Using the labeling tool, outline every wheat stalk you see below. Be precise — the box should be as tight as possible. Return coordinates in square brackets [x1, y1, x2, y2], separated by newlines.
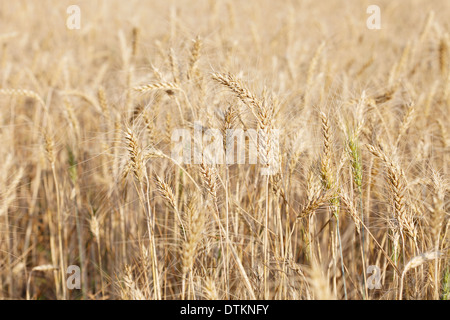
[133, 81, 180, 93]
[399, 251, 445, 300]
[0, 88, 46, 108]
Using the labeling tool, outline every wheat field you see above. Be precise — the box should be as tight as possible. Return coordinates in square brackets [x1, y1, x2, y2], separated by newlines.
[0, 0, 448, 300]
